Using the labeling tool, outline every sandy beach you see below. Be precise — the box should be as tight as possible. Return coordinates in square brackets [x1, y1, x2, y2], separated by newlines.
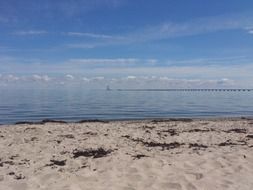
[0, 118, 253, 190]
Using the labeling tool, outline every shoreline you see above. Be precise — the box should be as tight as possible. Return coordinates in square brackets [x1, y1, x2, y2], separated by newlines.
[1, 116, 253, 126]
[1, 119, 253, 189]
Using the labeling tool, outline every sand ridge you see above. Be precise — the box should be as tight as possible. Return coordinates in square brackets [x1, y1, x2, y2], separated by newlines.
[0, 119, 253, 190]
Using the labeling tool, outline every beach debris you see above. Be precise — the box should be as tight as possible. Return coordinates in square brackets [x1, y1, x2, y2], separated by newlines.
[0, 160, 15, 166]
[186, 128, 215, 133]
[16, 119, 67, 125]
[161, 129, 178, 136]
[72, 148, 113, 159]
[189, 143, 208, 149]
[152, 118, 193, 123]
[218, 140, 247, 146]
[31, 137, 38, 141]
[7, 172, 25, 180]
[59, 134, 75, 139]
[9, 154, 19, 160]
[8, 172, 15, 176]
[142, 125, 155, 129]
[76, 119, 109, 123]
[241, 117, 253, 120]
[123, 136, 184, 150]
[143, 141, 184, 150]
[83, 132, 98, 136]
[246, 134, 253, 139]
[15, 121, 35, 125]
[49, 159, 66, 166]
[225, 128, 247, 134]
[14, 173, 25, 180]
[132, 154, 149, 160]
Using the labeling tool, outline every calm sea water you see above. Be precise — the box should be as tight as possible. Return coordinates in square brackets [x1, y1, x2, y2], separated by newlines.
[0, 88, 253, 124]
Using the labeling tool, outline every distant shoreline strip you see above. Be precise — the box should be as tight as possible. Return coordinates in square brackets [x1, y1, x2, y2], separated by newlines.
[112, 89, 253, 92]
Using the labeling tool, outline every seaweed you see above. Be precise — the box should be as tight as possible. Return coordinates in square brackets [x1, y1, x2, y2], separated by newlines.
[218, 140, 247, 146]
[152, 118, 193, 123]
[59, 134, 75, 139]
[49, 159, 66, 166]
[189, 143, 208, 149]
[76, 119, 109, 123]
[132, 154, 149, 160]
[186, 129, 215, 133]
[225, 128, 247, 134]
[16, 119, 67, 125]
[73, 148, 113, 159]
[246, 134, 253, 139]
[83, 132, 98, 136]
[161, 129, 178, 136]
[122, 136, 184, 150]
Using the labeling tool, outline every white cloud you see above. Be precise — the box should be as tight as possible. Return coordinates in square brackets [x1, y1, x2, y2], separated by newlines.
[66, 43, 100, 49]
[166, 56, 251, 66]
[65, 32, 120, 39]
[126, 14, 253, 43]
[67, 58, 157, 68]
[0, 74, 245, 89]
[1, 56, 253, 88]
[248, 30, 253, 34]
[13, 30, 48, 36]
[64, 13, 253, 49]
[65, 74, 75, 80]
[32, 75, 51, 82]
[82, 77, 90, 82]
[126, 76, 137, 80]
[5, 74, 19, 82]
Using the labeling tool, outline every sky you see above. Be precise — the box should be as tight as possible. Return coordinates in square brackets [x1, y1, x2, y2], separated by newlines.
[1, 0, 253, 88]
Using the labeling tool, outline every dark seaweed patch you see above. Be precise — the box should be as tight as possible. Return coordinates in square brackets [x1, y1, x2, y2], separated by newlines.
[122, 136, 184, 150]
[189, 143, 208, 149]
[132, 154, 148, 160]
[225, 128, 247, 134]
[246, 134, 253, 139]
[83, 132, 98, 136]
[186, 129, 215, 133]
[73, 148, 113, 159]
[76, 119, 109, 123]
[161, 129, 178, 136]
[59, 134, 75, 139]
[49, 159, 66, 166]
[16, 119, 67, 125]
[152, 118, 193, 123]
[218, 140, 247, 146]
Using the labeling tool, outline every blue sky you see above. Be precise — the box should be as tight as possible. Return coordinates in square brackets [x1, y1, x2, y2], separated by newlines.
[1, 0, 253, 88]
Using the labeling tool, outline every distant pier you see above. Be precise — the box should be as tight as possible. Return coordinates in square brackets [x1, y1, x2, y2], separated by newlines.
[114, 89, 253, 92]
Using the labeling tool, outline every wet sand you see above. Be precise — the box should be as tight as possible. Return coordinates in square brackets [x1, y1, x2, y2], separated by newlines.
[0, 118, 253, 190]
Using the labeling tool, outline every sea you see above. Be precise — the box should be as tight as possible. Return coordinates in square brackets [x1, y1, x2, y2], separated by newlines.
[0, 88, 253, 124]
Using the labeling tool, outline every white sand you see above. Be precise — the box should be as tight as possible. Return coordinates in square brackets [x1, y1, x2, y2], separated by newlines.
[0, 119, 253, 190]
